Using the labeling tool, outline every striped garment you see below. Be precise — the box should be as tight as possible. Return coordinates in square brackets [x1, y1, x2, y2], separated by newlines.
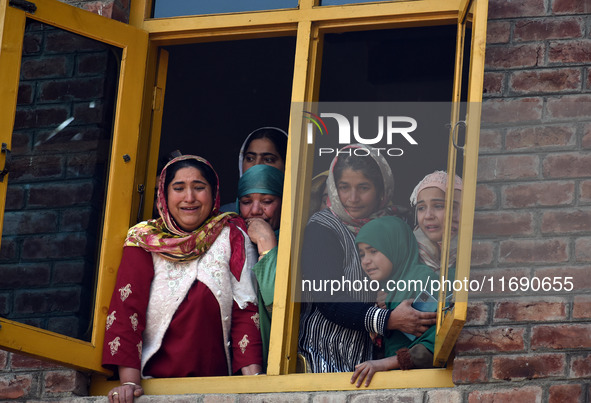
[298, 209, 390, 373]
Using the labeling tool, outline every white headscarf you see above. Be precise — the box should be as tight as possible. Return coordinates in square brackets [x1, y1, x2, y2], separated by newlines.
[237, 127, 288, 177]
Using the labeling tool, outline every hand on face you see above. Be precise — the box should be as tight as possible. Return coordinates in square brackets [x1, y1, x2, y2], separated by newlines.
[242, 138, 285, 173]
[166, 167, 213, 232]
[337, 168, 380, 219]
[246, 218, 277, 246]
[239, 193, 282, 231]
[245, 217, 277, 253]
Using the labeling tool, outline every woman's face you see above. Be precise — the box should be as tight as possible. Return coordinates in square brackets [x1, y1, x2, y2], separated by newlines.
[239, 193, 282, 230]
[416, 187, 450, 243]
[358, 242, 393, 282]
[336, 168, 380, 219]
[242, 138, 285, 173]
[416, 187, 462, 243]
[166, 167, 213, 232]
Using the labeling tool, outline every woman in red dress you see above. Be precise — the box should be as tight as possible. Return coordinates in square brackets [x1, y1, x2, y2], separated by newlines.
[103, 155, 262, 402]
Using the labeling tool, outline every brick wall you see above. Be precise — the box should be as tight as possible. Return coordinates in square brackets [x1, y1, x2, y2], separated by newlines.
[453, 0, 591, 401]
[1, 0, 590, 401]
[58, 0, 130, 23]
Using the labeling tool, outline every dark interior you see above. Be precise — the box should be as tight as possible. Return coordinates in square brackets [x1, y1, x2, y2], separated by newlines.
[158, 24, 469, 208]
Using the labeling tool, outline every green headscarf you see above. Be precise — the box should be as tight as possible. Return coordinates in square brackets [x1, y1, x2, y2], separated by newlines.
[237, 164, 284, 199]
[355, 216, 436, 355]
[355, 216, 434, 303]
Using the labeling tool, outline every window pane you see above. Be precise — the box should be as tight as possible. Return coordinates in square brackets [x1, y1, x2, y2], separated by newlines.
[152, 0, 298, 18]
[318, 25, 459, 201]
[293, 25, 460, 373]
[320, 0, 393, 5]
[0, 19, 120, 341]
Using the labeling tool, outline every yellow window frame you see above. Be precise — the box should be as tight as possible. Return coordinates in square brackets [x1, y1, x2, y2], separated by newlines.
[94, 0, 487, 394]
[0, 0, 488, 394]
[0, 0, 148, 374]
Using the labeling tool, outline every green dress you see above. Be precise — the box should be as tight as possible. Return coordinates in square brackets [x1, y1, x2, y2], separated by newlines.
[251, 245, 277, 370]
[355, 216, 437, 358]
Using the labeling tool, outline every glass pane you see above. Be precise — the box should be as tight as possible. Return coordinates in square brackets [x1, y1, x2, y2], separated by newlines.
[152, 0, 298, 18]
[0, 19, 121, 341]
[293, 25, 461, 373]
[437, 23, 471, 312]
[318, 25, 458, 200]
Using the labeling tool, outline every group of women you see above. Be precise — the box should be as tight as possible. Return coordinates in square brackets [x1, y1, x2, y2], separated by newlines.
[102, 128, 462, 401]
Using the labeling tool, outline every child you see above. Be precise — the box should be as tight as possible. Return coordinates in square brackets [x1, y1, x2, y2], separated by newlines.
[351, 216, 436, 387]
[409, 170, 463, 272]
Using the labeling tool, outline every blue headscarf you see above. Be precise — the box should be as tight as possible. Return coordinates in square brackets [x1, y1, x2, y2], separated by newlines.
[237, 164, 284, 199]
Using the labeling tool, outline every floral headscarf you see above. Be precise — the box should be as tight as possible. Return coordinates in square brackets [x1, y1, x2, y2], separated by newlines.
[125, 155, 242, 262]
[325, 144, 395, 234]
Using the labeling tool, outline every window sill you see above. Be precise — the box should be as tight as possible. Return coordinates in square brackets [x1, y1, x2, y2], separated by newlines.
[90, 367, 453, 395]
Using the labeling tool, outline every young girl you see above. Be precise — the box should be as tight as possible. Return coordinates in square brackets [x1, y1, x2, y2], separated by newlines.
[351, 216, 436, 387]
[409, 170, 463, 272]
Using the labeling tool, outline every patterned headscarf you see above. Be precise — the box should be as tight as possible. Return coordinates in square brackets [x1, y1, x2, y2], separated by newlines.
[125, 155, 242, 262]
[325, 144, 395, 234]
[409, 170, 463, 207]
[409, 170, 463, 272]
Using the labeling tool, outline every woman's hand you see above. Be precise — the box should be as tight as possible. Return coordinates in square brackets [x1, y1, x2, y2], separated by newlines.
[387, 299, 436, 336]
[107, 383, 143, 403]
[108, 367, 143, 403]
[246, 218, 277, 254]
[241, 363, 264, 375]
[350, 356, 398, 387]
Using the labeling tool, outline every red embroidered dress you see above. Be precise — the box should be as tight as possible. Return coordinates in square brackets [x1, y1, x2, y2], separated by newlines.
[102, 155, 262, 377]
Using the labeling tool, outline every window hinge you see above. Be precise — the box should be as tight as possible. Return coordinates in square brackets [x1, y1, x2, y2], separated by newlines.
[152, 86, 163, 111]
[9, 0, 37, 13]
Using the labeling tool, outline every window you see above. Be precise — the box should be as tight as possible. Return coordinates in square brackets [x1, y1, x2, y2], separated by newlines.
[0, 0, 147, 373]
[0, 0, 488, 394]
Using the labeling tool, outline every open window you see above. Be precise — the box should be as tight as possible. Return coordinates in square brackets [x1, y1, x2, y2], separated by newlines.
[0, 0, 488, 395]
[0, 0, 147, 373]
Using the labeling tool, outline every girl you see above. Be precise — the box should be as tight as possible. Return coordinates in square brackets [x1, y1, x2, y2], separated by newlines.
[351, 216, 436, 387]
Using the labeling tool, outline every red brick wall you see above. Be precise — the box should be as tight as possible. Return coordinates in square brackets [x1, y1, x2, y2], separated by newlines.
[455, 0, 591, 400]
[60, 0, 130, 23]
[0, 351, 87, 400]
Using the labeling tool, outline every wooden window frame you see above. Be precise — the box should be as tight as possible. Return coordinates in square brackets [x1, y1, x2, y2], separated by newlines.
[0, 0, 487, 394]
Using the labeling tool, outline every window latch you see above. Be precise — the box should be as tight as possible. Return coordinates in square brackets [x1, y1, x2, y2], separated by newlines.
[0, 143, 11, 183]
[137, 184, 145, 223]
[451, 120, 466, 151]
[9, 0, 37, 13]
